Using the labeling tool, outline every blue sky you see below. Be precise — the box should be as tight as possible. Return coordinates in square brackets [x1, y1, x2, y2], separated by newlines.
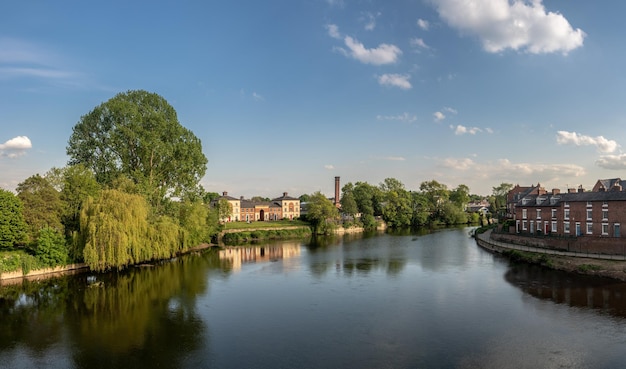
[1, 0, 625, 198]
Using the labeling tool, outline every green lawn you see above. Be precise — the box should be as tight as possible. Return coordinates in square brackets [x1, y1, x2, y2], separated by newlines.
[222, 220, 310, 230]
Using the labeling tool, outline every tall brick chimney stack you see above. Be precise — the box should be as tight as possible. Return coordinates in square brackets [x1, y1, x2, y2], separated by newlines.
[334, 176, 340, 208]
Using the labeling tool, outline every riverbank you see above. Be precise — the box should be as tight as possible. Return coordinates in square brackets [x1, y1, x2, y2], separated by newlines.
[476, 229, 626, 281]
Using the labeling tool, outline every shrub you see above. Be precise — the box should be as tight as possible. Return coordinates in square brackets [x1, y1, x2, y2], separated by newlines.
[36, 227, 69, 267]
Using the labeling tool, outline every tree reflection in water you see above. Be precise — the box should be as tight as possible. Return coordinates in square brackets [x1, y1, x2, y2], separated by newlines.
[0, 249, 223, 369]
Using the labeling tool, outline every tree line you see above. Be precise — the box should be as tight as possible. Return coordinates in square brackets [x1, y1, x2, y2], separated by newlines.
[0, 89, 514, 272]
[301, 178, 512, 234]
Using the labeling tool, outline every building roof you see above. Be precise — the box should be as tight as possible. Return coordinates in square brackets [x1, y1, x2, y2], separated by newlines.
[517, 190, 626, 207]
[271, 192, 299, 202]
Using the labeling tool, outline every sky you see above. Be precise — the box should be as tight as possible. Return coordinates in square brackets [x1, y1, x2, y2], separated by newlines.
[2, 0, 626, 198]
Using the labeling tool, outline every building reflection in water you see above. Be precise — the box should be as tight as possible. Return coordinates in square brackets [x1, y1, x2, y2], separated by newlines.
[505, 263, 626, 318]
[218, 243, 301, 272]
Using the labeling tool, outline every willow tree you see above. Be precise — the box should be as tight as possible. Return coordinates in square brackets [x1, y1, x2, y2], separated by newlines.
[67, 90, 208, 213]
[80, 189, 183, 272]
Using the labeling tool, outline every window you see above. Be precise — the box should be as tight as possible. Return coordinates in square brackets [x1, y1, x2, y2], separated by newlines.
[536, 209, 542, 219]
[602, 223, 609, 235]
[551, 221, 557, 233]
[615, 224, 621, 238]
[586, 222, 593, 235]
[522, 221, 527, 231]
[564, 201, 569, 207]
[602, 210, 608, 220]
[587, 209, 593, 221]
[603, 201, 608, 207]
[551, 209, 557, 218]
[564, 222, 570, 233]
[564, 209, 570, 220]
[587, 201, 593, 207]
[522, 209, 527, 219]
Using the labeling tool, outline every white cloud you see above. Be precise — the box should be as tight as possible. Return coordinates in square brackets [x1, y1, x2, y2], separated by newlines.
[453, 124, 481, 135]
[440, 157, 585, 180]
[0, 136, 32, 158]
[341, 36, 402, 65]
[325, 24, 341, 39]
[596, 154, 626, 170]
[444, 106, 457, 114]
[377, 112, 417, 123]
[430, 0, 585, 54]
[385, 156, 406, 161]
[326, 0, 345, 7]
[410, 38, 430, 50]
[252, 92, 264, 101]
[433, 111, 445, 122]
[377, 73, 412, 89]
[556, 131, 618, 153]
[417, 19, 430, 31]
[324, 164, 335, 170]
[362, 12, 381, 31]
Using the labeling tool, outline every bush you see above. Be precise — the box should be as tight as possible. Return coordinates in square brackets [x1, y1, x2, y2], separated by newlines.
[36, 227, 69, 267]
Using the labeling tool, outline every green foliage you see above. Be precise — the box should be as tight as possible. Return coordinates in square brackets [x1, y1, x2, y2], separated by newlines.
[216, 198, 233, 221]
[0, 189, 28, 249]
[306, 191, 339, 235]
[17, 174, 64, 242]
[80, 190, 153, 272]
[179, 201, 210, 249]
[57, 164, 101, 235]
[0, 253, 21, 273]
[66, 90, 208, 212]
[35, 227, 68, 267]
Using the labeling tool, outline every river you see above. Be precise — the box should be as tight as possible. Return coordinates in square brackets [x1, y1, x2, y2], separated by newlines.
[2, 227, 626, 368]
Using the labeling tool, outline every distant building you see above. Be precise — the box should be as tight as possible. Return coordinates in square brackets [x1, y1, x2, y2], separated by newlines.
[213, 191, 300, 222]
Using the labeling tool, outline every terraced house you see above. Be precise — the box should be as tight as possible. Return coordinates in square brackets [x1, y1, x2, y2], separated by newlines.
[510, 179, 626, 254]
[214, 191, 300, 222]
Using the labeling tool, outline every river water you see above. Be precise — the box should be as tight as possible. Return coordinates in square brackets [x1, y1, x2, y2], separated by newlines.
[2, 227, 626, 369]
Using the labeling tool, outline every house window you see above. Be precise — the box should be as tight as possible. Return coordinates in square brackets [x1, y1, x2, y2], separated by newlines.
[603, 201, 608, 207]
[586, 209, 593, 221]
[536, 209, 541, 219]
[522, 221, 527, 231]
[564, 209, 570, 220]
[522, 209, 527, 219]
[551, 221, 557, 233]
[586, 223, 593, 235]
[564, 201, 569, 207]
[615, 223, 621, 238]
[564, 222, 570, 233]
[551, 209, 557, 219]
[602, 223, 609, 235]
[602, 210, 608, 221]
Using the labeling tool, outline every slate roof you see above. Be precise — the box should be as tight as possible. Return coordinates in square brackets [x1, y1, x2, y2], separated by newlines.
[517, 191, 626, 207]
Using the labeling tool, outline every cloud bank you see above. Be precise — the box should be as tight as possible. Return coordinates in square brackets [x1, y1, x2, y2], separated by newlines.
[430, 0, 585, 54]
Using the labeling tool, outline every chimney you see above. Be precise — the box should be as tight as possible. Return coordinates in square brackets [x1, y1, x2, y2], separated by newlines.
[240, 196, 244, 200]
[283, 192, 288, 197]
[223, 191, 228, 196]
[568, 188, 577, 193]
[578, 185, 584, 193]
[334, 176, 340, 208]
[552, 188, 560, 195]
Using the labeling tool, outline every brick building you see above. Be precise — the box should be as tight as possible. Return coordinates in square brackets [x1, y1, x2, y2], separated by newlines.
[512, 179, 626, 239]
[213, 191, 300, 222]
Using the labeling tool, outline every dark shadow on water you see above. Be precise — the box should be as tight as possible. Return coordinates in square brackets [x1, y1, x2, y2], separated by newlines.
[504, 260, 626, 318]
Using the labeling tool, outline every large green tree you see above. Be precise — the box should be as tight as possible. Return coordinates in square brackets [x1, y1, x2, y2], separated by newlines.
[306, 191, 339, 235]
[67, 90, 208, 212]
[16, 174, 64, 242]
[0, 189, 28, 248]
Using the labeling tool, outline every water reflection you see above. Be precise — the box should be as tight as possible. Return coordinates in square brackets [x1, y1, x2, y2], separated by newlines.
[505, 261, 626, 318]
[218, 242, 301, 272]
[0, 250, 221, 369]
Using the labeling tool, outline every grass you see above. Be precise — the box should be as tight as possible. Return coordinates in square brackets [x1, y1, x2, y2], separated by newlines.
[222, 220, 310, 230]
